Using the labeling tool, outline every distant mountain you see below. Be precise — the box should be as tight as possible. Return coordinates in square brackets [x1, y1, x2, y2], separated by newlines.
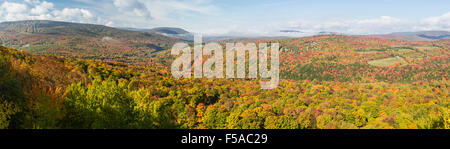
[210, 36, 290, 43]
[366, 31, 450, 41]
[121, 27, 194, 41]
[120, 27, 277, 42]
[148, 27, 194, 42]
[280, 30, 302, 33]
[317, 31, 341, 35]
[148, 27, 190, 35]
[0, 20, 180, 62]
[122, 27, 189, 35]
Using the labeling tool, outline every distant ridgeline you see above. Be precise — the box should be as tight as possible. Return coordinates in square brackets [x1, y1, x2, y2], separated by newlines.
[0, 20, 46, 33]
[418, 33, 450, 40]
[366, 31, 450, 41]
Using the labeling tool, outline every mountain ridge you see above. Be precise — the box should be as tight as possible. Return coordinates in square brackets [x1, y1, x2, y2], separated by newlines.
[365, 31, 450, 41]
[0, 20, 180, 62]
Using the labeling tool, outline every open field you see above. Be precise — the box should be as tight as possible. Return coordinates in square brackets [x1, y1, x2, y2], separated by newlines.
[415, 46, 446, 56]
[395, 48, 426, 59]
[368, 56, 408, 67]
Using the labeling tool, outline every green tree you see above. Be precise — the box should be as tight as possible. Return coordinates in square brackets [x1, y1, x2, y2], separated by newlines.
[61, 79, 135, 128]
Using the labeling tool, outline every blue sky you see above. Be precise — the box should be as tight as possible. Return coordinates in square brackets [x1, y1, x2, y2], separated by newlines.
[0, 0, 449, 36]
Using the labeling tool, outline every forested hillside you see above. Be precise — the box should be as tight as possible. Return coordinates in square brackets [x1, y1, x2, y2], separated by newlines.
[1, 44, 448, 129]
[276, 35, 449, 82]
[0, 20, 179, 63]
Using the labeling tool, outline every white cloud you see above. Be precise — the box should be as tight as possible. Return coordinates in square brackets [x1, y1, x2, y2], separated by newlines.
[107, 0, 217, 27]
[205, 13, 450, 37]
[0, 0, 103, 24]
[418, 12, 450, 31]
[113, 0, 152, 19]
[83, 0, 218, 29]
[105, 21, 114, 27]
[53, 8, 94, 22]
[276, 16, 411, 35]
[0, 0, 218, 31]
[0, 2, 29, 21]
[161, 0, 215, 14]
[1, 2, 28, 13]
[30, 1, 53, 15]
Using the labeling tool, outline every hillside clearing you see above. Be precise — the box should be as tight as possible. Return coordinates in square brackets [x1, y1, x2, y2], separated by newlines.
[368, 56, 407, 67]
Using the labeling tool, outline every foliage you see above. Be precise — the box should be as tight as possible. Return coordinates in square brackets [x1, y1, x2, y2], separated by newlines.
[0, 34, 448, 129]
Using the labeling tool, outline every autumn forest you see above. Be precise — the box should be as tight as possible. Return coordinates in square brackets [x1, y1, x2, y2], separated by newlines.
[0, 20, 449, 129]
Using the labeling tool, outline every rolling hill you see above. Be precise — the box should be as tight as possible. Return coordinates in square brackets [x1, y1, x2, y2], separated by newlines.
[147, 27, 190, 35]
[121, 27, 195, 42]
[366, 31, 450, 41]
[0, 20, 180, 62]
[122, 27, 190, 35]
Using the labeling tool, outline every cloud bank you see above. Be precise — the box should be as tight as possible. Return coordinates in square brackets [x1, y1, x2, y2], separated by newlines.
[0, 0, 105, 24]
[277, 13, 450, 36]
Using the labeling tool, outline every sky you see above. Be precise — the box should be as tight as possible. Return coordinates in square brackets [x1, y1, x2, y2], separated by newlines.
[0, 0, 449, 36]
